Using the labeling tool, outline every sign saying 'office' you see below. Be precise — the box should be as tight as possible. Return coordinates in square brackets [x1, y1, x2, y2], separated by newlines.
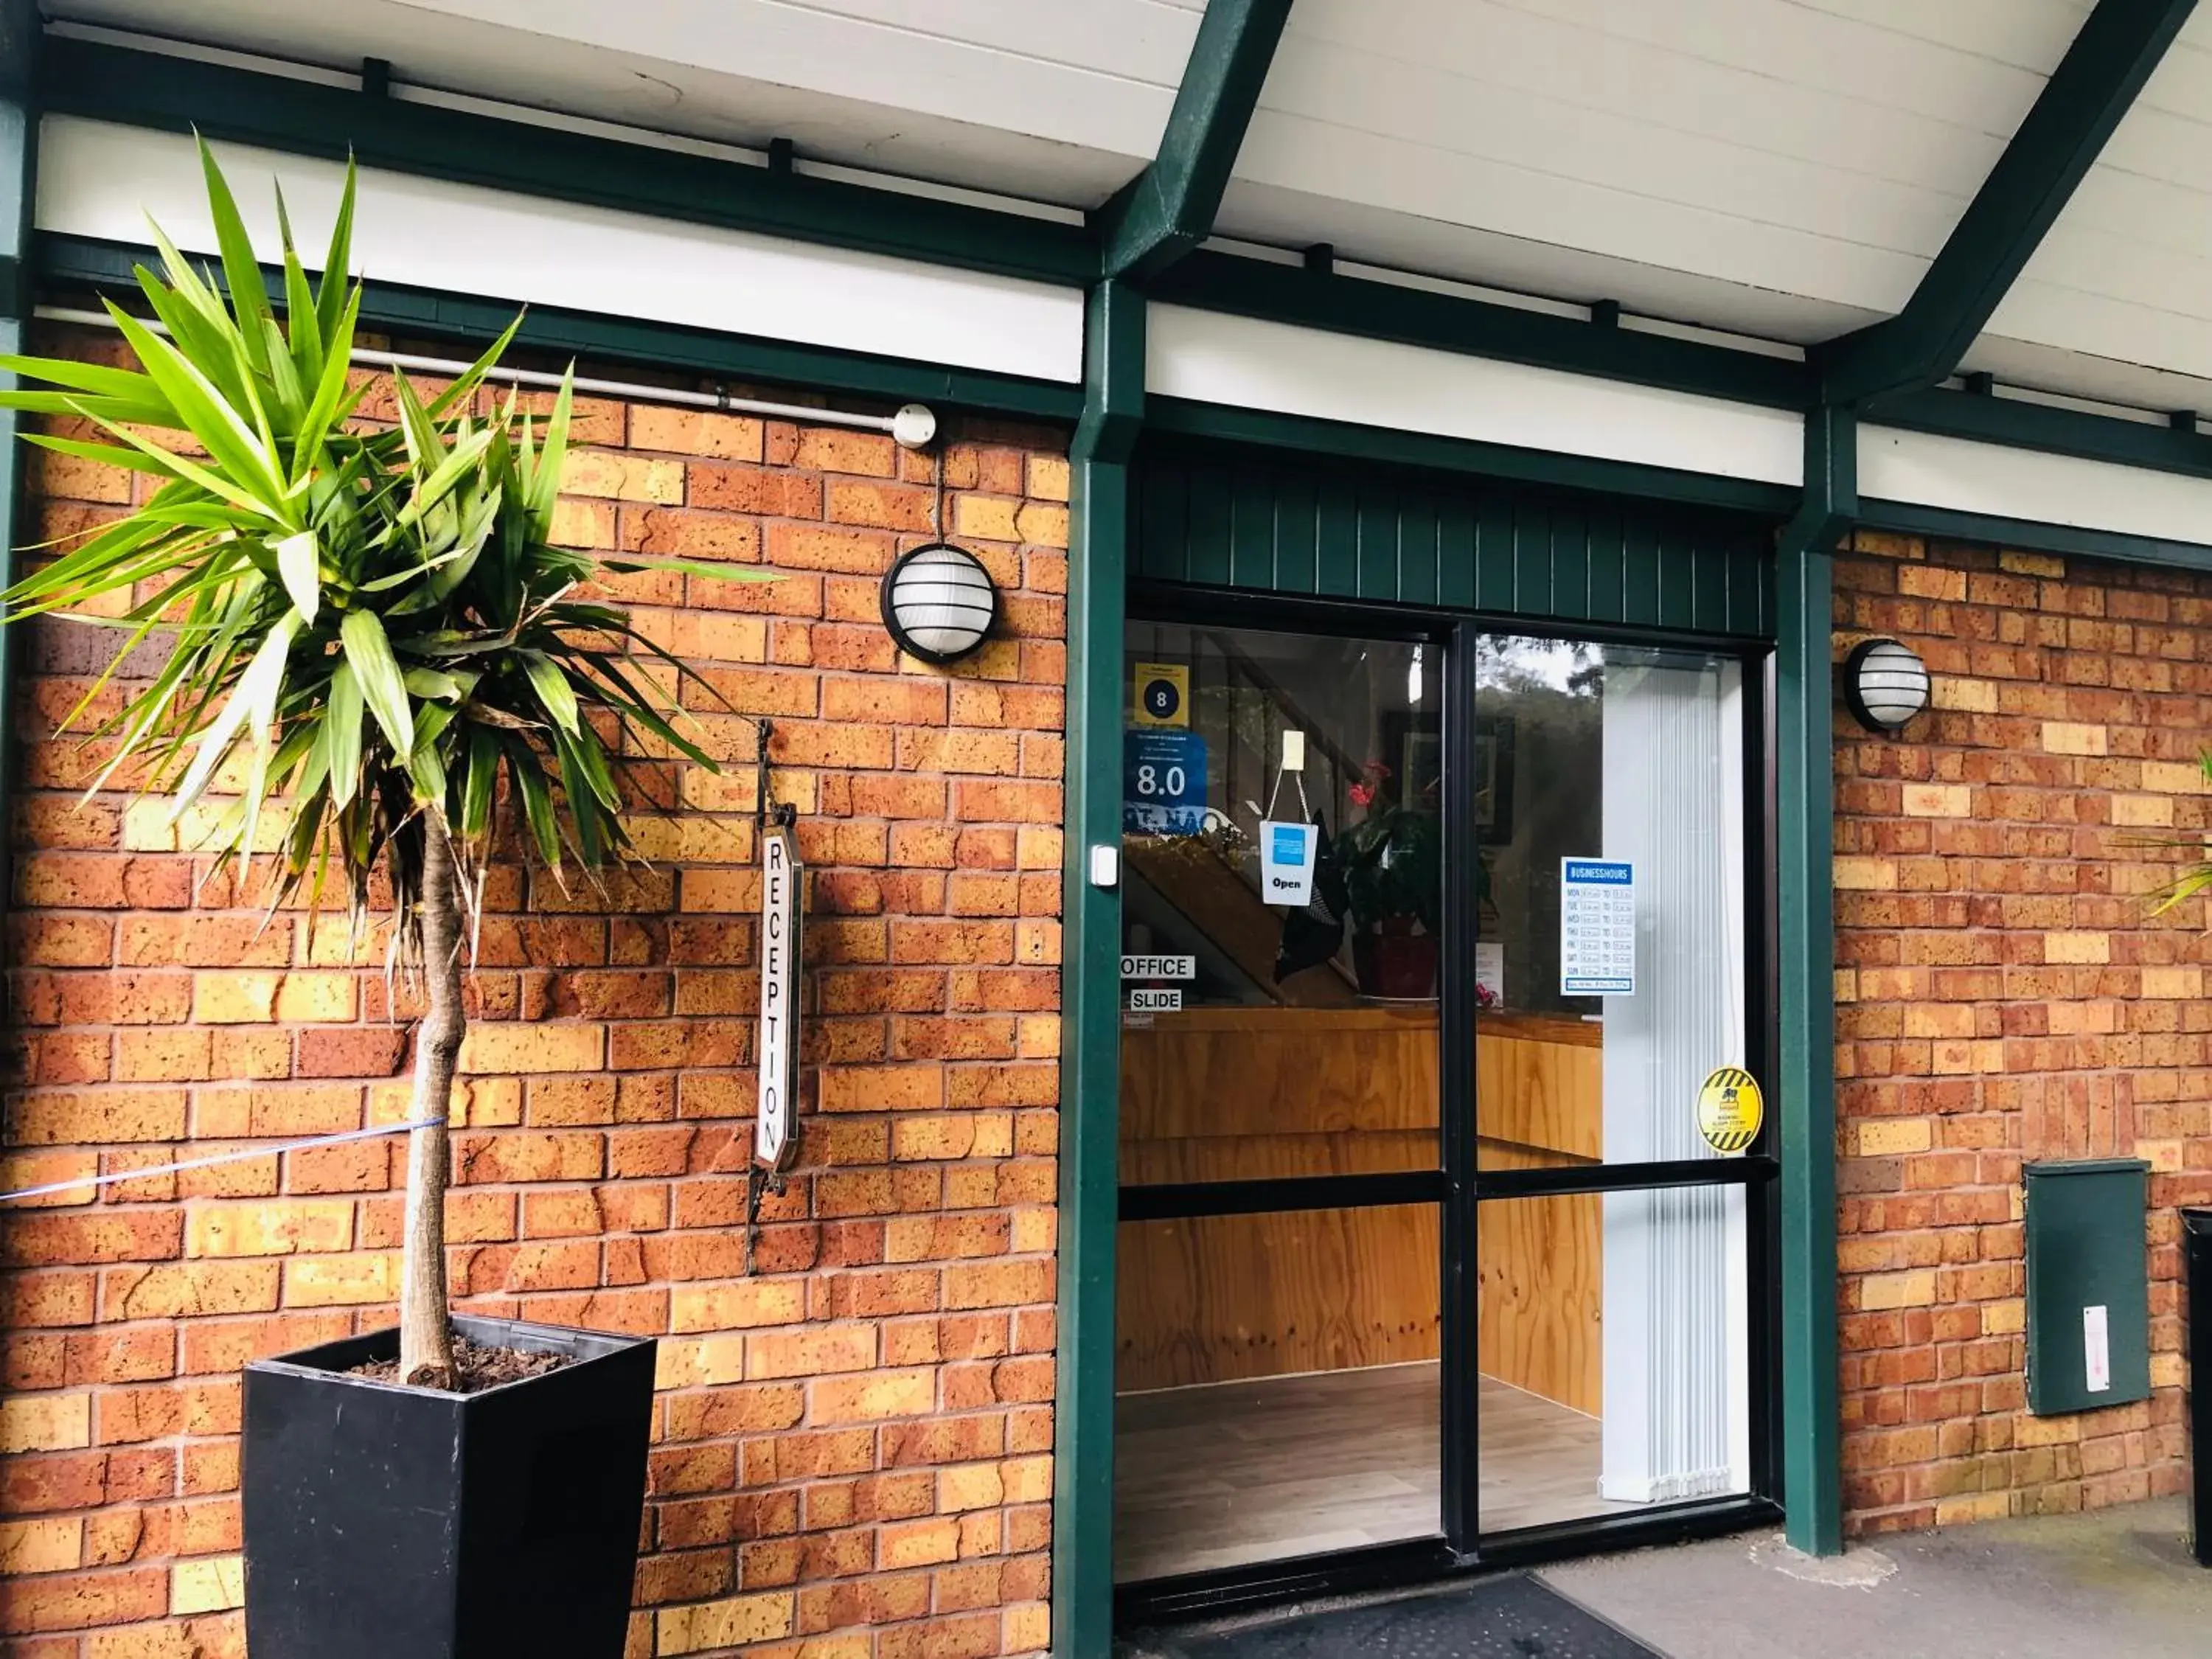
[755, 824, 803, 1171]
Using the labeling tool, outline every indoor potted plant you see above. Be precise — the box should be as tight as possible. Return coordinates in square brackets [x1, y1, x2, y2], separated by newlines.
[1338, 761, 1441, 998]
[0, 145, 765, 1658]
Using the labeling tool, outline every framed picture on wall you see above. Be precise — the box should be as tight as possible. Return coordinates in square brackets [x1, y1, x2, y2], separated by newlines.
[1389, 712, 1442, 814]
[1378, 712, 1514, 844]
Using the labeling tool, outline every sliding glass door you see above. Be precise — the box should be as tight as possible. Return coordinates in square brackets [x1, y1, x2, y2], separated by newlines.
[1461, 631, 1773, 1544]
[1110, 600, 1777, 1615]
[1113, 613, 1451, 1593]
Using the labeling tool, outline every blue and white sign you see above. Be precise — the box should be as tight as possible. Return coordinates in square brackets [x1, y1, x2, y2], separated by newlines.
[1560, 858, 1635, 996]
[1259, 819, 1319, 907]
[1124, 730, 1208, 836]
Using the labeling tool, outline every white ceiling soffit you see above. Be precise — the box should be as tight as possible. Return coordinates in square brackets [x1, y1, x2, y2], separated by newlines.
[1222, 0, 2212, 406]
[46, 0, 1194, 207]
[1956, 334, 2212, 425]
[48, 0, 2212, 416]
[1223, 0, 2076, 322]
[1991, 10, 2212, 387]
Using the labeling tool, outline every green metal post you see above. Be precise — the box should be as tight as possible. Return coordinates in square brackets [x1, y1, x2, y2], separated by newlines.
[1054, 279, 1144, 1659]
[1775, 403, 1854, 1556]
[0, 0, 39, 906]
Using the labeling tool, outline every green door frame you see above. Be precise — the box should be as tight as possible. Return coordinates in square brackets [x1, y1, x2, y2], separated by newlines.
[1774, 404, 1856, 1557]
[1050, 375, 1853, 1655]
[1053, 279, 1145, 1659]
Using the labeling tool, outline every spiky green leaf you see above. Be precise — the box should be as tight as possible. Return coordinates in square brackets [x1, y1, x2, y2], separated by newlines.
[521, 651, 581, 737]
[338, 607, 413, 755]
[273, 529, 320, 622]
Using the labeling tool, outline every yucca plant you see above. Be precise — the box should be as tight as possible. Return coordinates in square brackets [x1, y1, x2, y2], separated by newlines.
[0, 142, 763, 1386]
[2147, 753, 2212, 918]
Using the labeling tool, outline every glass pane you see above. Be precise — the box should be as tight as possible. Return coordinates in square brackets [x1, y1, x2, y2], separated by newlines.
[1113, 1205, 1442, 1580]
[1120, 624, 1440, 1185]
[1472, 635, 1751, 1169]
[1477, 1186, 1751, 1534]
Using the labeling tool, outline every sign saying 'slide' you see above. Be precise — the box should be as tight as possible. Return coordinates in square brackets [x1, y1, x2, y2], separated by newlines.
[755, 824, 803, 1171]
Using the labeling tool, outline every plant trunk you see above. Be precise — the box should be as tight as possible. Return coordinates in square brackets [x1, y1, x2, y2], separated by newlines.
[399, 814, 463, 1387]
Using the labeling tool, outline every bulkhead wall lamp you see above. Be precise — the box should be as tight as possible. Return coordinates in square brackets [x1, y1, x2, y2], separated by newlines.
[1842, 636, 1931, 732]
[880, 542, 998, 664]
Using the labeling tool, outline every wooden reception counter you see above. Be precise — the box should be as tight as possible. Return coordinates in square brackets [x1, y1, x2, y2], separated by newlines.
[1116, 1004, 1603, 1413]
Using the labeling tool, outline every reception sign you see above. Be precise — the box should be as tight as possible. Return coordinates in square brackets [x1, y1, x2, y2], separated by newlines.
[756, 822, 803, 1170]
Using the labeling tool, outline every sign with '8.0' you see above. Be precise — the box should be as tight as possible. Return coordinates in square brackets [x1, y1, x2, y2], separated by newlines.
[1124, 730, 1208, 836]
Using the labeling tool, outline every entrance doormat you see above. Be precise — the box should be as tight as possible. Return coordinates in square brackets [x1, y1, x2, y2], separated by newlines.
[1126, 1573, 1664, 1659]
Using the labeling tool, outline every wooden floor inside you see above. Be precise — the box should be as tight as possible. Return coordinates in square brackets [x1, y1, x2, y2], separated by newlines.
[1113, 1362, 1640, 1582]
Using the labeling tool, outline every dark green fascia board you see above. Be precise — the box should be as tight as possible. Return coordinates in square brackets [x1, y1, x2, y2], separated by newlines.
[1143, 248, 2212, 500]
[1054, 279, 1144, 1659]
[38, 34, 1099, 288]
[1152, 250, 1813, 410]
[1775, 400, 1849, 1559]
[1858, 497, 2212, 574]
[1147, 394, 1799, 519]
[1870, 381, 2212, 480]
[38, 232, 1083, 423]
[1097, 0, 1292, 282]
[1817, 0, 2197, 406]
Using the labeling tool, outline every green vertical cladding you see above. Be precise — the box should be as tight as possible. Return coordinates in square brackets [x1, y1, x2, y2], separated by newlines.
[0, 0, 38, 911]
[1776, 403, 1854, 1557]
[1136, 452, 1777, 636]
[1054, 280, 1144, 1659]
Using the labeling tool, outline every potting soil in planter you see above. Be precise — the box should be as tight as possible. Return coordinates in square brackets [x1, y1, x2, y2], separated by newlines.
[348, 1334, 574, 1392]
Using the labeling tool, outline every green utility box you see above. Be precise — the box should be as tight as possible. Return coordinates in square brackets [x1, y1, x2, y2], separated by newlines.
[2023, 1158, 2151, 1416]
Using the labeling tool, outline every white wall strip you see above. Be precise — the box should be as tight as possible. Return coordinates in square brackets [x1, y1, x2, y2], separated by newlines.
[1144, 305, 1805, 487]
[1860, 425, 2212, 549]
[35, 116, 1085, 386]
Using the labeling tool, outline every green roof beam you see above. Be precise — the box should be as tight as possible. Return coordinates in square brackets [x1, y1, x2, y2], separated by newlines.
[1823, 0, 2197, 407]
[1098, 0, 1293, 282]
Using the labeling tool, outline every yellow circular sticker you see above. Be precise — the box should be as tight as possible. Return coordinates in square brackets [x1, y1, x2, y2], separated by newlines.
[1697, 1066, 1764, 1155]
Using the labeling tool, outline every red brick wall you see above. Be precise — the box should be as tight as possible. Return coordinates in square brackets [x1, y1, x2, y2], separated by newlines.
[0, 324, 1069, 1658]
[1832, 531, 2211, 1534]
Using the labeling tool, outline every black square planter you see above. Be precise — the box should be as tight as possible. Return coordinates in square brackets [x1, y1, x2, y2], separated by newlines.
[242, 1314, 655, 1659]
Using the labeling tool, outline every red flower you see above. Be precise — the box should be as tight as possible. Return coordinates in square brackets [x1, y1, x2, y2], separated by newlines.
[1348, 781, 1376, 808]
